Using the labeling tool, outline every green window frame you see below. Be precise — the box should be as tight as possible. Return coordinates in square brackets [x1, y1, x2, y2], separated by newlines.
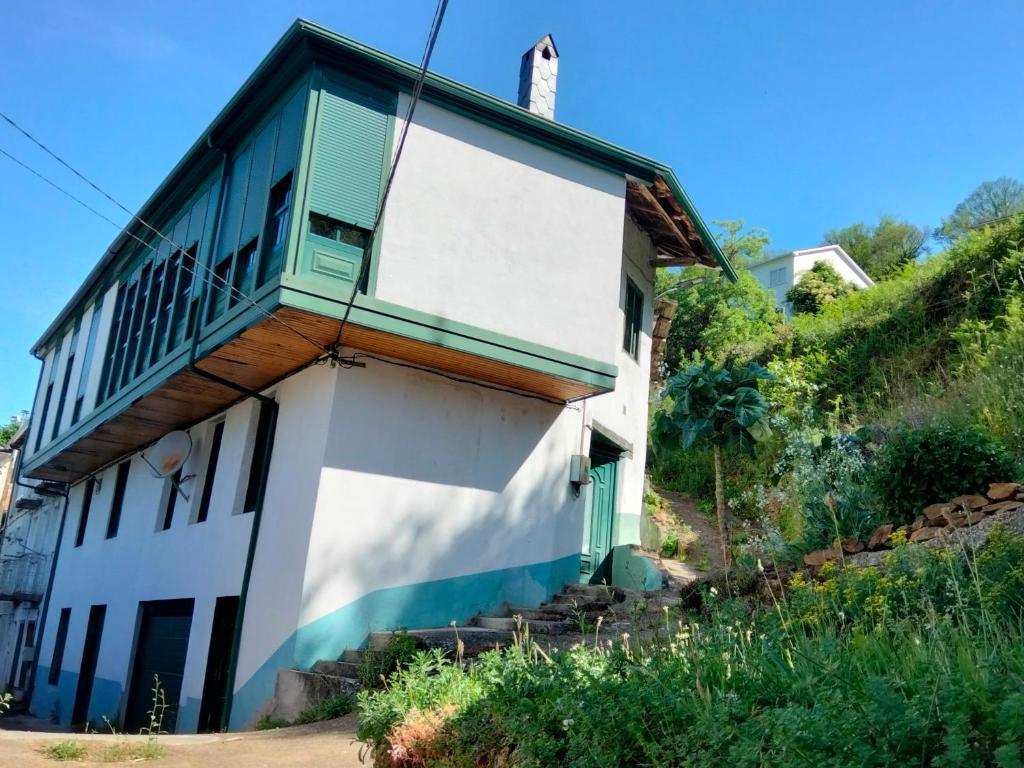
[623, 278, 643, 360]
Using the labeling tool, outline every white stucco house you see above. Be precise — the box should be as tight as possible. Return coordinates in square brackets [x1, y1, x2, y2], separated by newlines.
[749, 244, 873, 314]
[0, 424, 65, 710]
[17, 22, 733, 732]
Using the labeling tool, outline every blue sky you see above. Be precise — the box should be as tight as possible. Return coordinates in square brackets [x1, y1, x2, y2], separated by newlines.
[1, 0, 1022, 419]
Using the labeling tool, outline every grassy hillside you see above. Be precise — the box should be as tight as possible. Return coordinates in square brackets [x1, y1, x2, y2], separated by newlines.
[651, 214, 1024, 558]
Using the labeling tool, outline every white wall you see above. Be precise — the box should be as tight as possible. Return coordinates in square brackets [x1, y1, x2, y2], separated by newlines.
[748, 256, 794, 306]
[292, 358, 582, 633]
[375, 96, 627, 365]
[231, 365, 338, 703]
[31, 395, 263, 728]
[585, 216, 655, 546]
[792, 247, 871, 289]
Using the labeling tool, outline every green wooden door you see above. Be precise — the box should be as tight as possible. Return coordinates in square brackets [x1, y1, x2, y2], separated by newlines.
[580, 459, 617, 583]
[124, 600, 194, 733]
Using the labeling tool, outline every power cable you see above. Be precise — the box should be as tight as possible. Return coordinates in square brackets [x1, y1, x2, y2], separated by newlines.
[0, 115, 328, 354]
[0, 140, 325, 354]
[330, 0, 449, 353]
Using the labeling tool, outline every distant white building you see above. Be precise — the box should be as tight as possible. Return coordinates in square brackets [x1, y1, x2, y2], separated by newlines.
[749, 245, 874, 314]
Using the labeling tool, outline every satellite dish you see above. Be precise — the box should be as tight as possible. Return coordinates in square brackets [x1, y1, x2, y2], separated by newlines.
[143, 431, 193, 478]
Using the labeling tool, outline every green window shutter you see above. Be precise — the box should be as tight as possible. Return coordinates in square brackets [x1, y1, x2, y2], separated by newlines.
[272, 88, 305, 184]
[308, 79, 391, 229]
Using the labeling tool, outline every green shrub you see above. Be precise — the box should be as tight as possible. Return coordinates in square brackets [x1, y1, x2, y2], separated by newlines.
[255, 715, 291, 730]
[871, 421, 1015, 523]
[786, 261, 855, 314]
[294, 692, 354, 725]
[357, 630, 420, 689]
[357, 532, 1024, 767]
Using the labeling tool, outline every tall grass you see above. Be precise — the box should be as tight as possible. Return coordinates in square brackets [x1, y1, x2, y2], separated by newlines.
[358, 529, 1024, 768]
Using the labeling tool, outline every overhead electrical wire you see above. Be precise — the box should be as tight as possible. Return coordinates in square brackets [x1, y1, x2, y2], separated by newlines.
[331, 0, 449, 354]
[2, 5, 574, 411]
[0, 115, 328, 354]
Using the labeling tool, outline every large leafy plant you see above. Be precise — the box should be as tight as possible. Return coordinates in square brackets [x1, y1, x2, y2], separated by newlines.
[656, 360, 775, 565]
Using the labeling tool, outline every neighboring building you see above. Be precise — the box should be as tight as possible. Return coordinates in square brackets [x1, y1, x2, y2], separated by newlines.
[749, 244, 873, 314]
[20, 21, 732, 732]
[0, 424, 65, 709]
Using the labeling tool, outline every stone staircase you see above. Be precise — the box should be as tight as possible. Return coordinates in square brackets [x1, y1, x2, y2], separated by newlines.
[266, 580, 686, 721]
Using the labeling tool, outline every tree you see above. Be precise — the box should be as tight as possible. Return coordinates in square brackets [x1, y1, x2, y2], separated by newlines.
[713, 219, 770, 266]
[655, 361, 774, 567]
[824, 216, 929, 280]
[938, 177, 1024, 242]
[786, 262, 854, 314]
[0, 417, 20, 448]
[658, 220, 781, 375]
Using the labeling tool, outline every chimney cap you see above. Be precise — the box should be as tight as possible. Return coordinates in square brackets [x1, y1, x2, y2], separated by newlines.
[530, 34, 558, 59]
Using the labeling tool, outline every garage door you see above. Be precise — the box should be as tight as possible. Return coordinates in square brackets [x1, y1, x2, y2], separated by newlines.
[124, 599, 194, 733]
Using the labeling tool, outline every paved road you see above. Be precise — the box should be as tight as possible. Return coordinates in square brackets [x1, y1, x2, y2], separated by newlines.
[0, 714, 368, 767]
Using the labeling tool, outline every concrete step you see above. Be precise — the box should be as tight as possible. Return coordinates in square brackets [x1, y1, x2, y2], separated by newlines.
[341, 648, 367, 664]
[471, 616, 572, 634]
[551, 593, 611, 611]
[312, 659, 361, 678]
[506, 605, 579, 620]
[269, 669, 361, 722]
[563, 583, 626, 602]
[370, 626, 514, 656]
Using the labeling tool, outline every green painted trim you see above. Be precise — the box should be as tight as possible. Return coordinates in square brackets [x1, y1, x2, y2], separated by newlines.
[278, 284, 617, 390]
[228, 552, 581, 730]
[23, 287, 281, 477]
[33, 19, 733, 354]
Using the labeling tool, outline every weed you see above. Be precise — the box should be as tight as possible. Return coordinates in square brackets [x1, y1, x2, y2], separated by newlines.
[41, 741, 87, 761]
[294, 693, 355, 725]
[255, 715, 291, 731]
[357, 630, 419, 689]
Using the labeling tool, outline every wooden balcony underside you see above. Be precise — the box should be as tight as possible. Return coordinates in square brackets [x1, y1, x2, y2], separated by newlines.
[28, 307, 600, 483]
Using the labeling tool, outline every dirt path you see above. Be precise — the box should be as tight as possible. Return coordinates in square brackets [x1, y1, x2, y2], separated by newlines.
[0, 715, 368, 767]
[656, 488, 726, 578]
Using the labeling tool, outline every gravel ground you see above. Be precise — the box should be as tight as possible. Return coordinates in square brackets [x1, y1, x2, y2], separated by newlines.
[0, 714, 367, 767]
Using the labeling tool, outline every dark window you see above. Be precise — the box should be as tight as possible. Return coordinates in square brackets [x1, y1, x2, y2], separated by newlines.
[34, 384, 53, 453]
[98, 289, 127, 402]
[74, 478, 95, 547]
[73, 300, 103, 425]
[25, 621, 36, 648]
[196, 421, 225, 524]
[258, 174, 292, 287]
[109, 280, 138, 397]
[48, 608, 71, 685]
[243, 402, 277, 514]
[122, 264, 151, 387]
[308, 212, 369, 250]
[106, 461, 130, 539]
[208, 255, 232, 322]
[135, 261, 163, 377]
[52, 325, 79, 440]
[168, 244, 197, 352]
[230, 239, 258, 306]
[150, 251, 178, 365]
[161, 469, 182, 531]
[623, 279, 643, 360]
[52, 352, 75, 440]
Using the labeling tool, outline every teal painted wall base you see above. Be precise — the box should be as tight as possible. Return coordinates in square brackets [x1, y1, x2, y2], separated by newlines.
[610, 545, 664, 592]
[31, 666, 124, 729]
[229, 552, 580, 730]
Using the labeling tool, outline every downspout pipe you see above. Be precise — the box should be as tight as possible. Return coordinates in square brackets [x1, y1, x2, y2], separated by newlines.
[185, 137, 277, 730]
[187, 363, 277, 729]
